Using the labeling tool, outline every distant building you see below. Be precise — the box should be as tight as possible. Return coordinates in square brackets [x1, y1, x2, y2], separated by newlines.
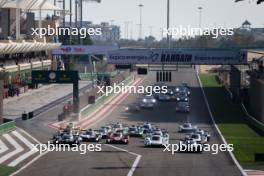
[0, 4, 61, 99]
[235, 20, 264, 41]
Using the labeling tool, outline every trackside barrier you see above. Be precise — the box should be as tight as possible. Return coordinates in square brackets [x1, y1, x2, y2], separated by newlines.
[241, 103, 264, 136]
[196, 72, 247, 176]
[221, 76, 264, 135]
[0, 121, 16, 135]
[79, 75, 134, 119]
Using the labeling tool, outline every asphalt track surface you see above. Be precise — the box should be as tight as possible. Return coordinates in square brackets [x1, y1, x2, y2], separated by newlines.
[15, 68, 241, 176]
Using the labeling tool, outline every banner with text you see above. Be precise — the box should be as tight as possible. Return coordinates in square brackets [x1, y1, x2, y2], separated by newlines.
[107, 49, 248, 65]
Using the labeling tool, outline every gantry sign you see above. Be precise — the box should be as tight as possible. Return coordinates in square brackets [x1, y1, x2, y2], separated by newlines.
[107, 49, 248, 65]
[32, 71, 79, 113]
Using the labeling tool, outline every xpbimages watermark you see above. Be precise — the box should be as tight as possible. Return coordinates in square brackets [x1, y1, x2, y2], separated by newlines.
[31, 25, 102, 38]
[162, 25, 234, 38]
[97, 83, 168, 96]
[163, 142, 234, 154]
[31, 142, 102, 155]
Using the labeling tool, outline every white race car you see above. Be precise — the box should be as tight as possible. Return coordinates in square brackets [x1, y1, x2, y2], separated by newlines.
[180, 139, 203, 153]
[185, 133, 208, 144]
[194, 129, 211, 141]
[178, 123, 197, 133]
[144, 135, 169, 147]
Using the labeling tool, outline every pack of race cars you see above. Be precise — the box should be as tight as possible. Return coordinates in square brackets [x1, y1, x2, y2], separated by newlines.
[51, 82, 211, 152]
[52, 122, 170, 147]
[51, 121, 211, 153]
[125, 82, 191, 113]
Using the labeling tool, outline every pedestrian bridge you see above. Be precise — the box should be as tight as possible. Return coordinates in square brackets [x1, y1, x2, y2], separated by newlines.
[52, 45, 248, 65]
[107, 48, 248, 65]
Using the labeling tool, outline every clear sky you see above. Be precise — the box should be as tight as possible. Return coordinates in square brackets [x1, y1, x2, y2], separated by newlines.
[54, 0, 263, 40]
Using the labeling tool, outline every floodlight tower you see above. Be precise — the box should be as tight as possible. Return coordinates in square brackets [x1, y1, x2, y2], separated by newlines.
[138, 4, 143, 40]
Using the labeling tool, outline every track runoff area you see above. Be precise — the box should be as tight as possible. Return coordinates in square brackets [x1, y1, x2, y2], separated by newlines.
[15, 49, 247, 176]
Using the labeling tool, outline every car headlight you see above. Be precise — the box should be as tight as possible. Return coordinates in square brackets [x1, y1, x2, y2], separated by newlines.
[125, 107, 129, 110]
[152, 99, 156, 103]
[177, 98, 180, 101]
[185, 98, 188, 101]
[143, 99, 147, 103]
[176, 88, 179, 92]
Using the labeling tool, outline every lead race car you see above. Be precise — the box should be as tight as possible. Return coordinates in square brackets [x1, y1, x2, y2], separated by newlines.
[106, 132, 129, 144]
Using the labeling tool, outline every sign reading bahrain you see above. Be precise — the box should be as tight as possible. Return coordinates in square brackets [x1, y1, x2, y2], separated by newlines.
[107, 49, 248, 65]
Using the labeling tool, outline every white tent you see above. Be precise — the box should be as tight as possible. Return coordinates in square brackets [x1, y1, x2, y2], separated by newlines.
[2, 0, 62, 11]
[0, 41, 61, 54]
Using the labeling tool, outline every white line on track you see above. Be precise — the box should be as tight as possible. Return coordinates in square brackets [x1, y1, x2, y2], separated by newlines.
[8, 131, 38, 167]
[0, 139, 8, 154]
[105, 144, 141, 176]
[10, 151, 49, 176]
[10, 128, 49, 176]
[17, 128, 42, 144]
[0, 134, 24, 164]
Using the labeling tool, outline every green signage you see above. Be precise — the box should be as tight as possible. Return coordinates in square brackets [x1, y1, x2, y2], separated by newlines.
[32, 71, 79, 84]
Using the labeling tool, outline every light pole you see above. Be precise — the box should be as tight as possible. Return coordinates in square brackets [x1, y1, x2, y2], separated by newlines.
[167, 0, 170, 48]
[124, 21, 130, 39]
[138, 4, 143, 40]
[149, 26, 153, 36]
[75, 0, 78, 27]
[78, 0, 101, 44]
[69, 0, 72, 27]
[197, 6, 203, 73]
[130, 21, 133, 40]
[198, 6, 203, 28]
[62, 0, 65, 27]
